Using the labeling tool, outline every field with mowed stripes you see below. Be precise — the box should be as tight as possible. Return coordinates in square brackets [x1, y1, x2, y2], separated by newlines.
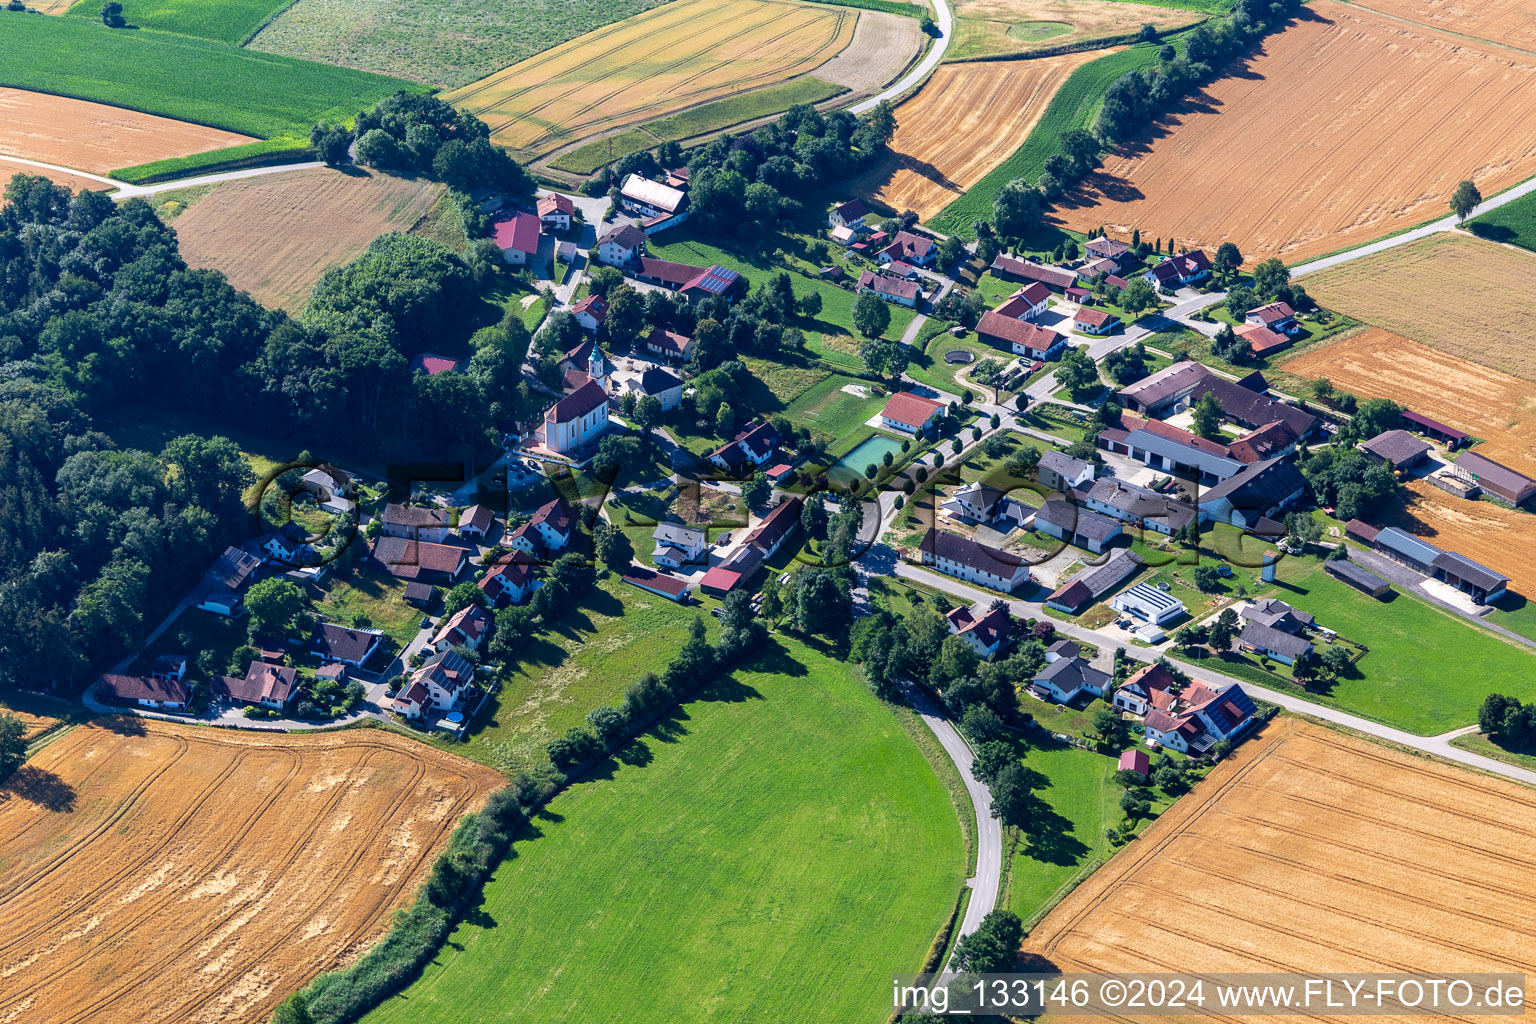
[1027, 718, 1536, 1023]
[443, 0, 856, 162]
[0, 721, 501, 1024]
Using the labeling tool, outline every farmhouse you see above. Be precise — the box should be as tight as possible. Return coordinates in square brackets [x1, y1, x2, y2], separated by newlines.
[211, 660, 299, 711]
[544, 379, 610, 456]
[621, 567, 692, 603]
[1227, 419, 1299, 464]
[313, 622, 385, 668]
[1236, 619, 1313, 665]
[990, 254, 1077, 291]
[946, 603, 1014, 658]
[1233, 322, 1292, 357]
[431, 604, 491, 653]
[97, 673, 189, 711]
[1045, 550, 1144, 614]
[1034, 499, 1123, 554]
[1084, 236, 1132, 266]
[918, 528, 1030, 592]
[1073, 307, 1120, 335]
[598, 224, 647, 267]
[458, 504, 495, 540]
[479, 553, 540, 607]
[1241, 596, 1314, 633]
[1038, 451, 1094, 492]
[492, 211, 541, 266]
[1359, 429, 1432, 471]
[709, 421, 781, 474]
[828, 198, 868, 230]
[951, 482, 1007, 521]
[537, 192, 574, 232]
[381, 503, 452, 543]
[571, 294, 609, 331]
[1111, 582, 1185, 626]
[652, 521, 708, 569]
[977, 310, 1067, 361]
[641, 326, 694, 362]
[624, 366, 685, 411]
[1118, 362, 1317, 437]
[1144, 681, 1256, 753]
[1074, 478, 1196, 536]
[740, 495, 803, 562]
[630, 257, 744, 303]
[1143, 250, 1211, 287]
[880, 391, 945, 434]
[1196, 457, 1306, 528]
[856, 270, 921, 308]
[1451, 451, 1535, 505]
[995, 282, 1051, 321]
[1120, 425, 1243, 485]
[371, 536, 467, 583]
[620, 174, 686, 218]
[1246, 301, 1300, 334]
[1363, 526, 1510, 604]
[877, 230, 937, 267]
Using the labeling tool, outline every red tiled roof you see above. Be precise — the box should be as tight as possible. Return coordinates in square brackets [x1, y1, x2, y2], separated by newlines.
[1138, 416, 1232, 457]
[990, 254, 1077, 288]
[699, 567, 742, 593]
[1228, 420, 1297, 463]
[433, 603, 490, 648]
[460, 504, 494, 533]
[371, 537, 467, 579]
[537, 193, 574, 218]
[409, 353, 460, 375]
[744, 495, 803, 553]
[99, 673, 188, 704]
[642, 327, 691, 354]
[881, 391, 944, 429]
[977, 310, 1063, 353]
[529, 497, 572, 536]
[622, 567, 690, 599]
[572, 294, 608, 322]
[492, 210, 541, 255]
[857, 270, 920, 301]
[1073, 307, 1118, 328]
[214, 661, 299, 705]
[1118, 749, 1150, 775]
[545, 379, 608, 425]
[1234, 322, 1290, 354]
[1046, 579, 1092, 610]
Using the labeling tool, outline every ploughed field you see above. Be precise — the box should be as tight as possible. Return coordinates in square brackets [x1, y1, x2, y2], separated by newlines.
[1353, 0, 1536, 49]
[444, 0, 856, 162]
[848, 50, 1114, 218]
[171, 168, 443, 312]
[1028, 719, 1536, 1023]
[1050, 2, 1536, 262]
[0, 721, 501, 1024]
[1301, 234, 1536, 384]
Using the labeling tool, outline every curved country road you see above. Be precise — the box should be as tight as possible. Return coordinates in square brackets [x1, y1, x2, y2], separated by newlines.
[851, 0, 953, 114]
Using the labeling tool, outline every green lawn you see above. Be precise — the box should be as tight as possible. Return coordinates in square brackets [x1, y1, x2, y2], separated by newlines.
[1179, 557, 1536, 735]
[782, 374, 885, 438]
[929, 31, 1195, 239]
[1450, 731, 1536, 774]
[550, 78, 848, 174]
[1469, 189, 1536, 254]
[363, 634, 964, 1024]
[439, 577, 720, 773]
[247, 0, 667, 89]
[311, 561, 426, 642]
[0, 15, 417, 140]
[68, 0, 293, 44]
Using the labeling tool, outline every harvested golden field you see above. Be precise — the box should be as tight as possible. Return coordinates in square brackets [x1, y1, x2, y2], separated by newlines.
[0, 693, 64, 740]
[1303, 233, 1536, 383]
[848, 50, 1114, 217]
[0, 87, 253, 174]
[0, 720, 501, 1024]
[1051, 3, 1536, 263]
[814, 9, 924, 92]
[1359, 0, 1536, 50]
[1282, 328, 1536, 476]
[1028, 719, 1536, 1023]
[445, 0, 855, 161]
[948, 0, 1199, 61]
[0, 156, 115, 196]
[173, 168, 443, 312]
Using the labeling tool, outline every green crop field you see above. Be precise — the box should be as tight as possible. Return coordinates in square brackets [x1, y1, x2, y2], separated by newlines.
[1469, 189, 1536, 253]
[550, 78, 847, 175]
[362, 635, 964, 1024]
[929, 32, 1190, 239]
[0, 15, 417, 139]
[247, 0, 667, 88]
[66, 0, 294, 44]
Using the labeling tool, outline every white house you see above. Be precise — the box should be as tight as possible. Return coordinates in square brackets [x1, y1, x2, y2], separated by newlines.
[571, 294, 609, 332]
[879, 391, 944, 434]
[98, 673, 189, 711]
[1032, 646, 1109, 703]
[919, 529, 1030, 592]
[479, 554, 540, 607]
[314, 622, 386, 668]
[544, 379, 609, 455]
[597, 224, 647, 267]
[493, 211, 541, 266]
[620, 174, 686, 218]
[392, 649, 476, 720]
[510, 497, 572, 555]
[1111, 582, 1186, 626]
[828, 198, 868, 230]
[264, 521, 309, 562]
[626, 366, 684, 411]
[952, 481, 1006, 521]
[652, 521, 708, 569]
[537, 192, 574, 233]
[946, 604, 1013, 658]
[432, 603, 491, 653]
[1037, 451, 1095, 492]
[381, 503, 453, 543]
[993, 282, 1050, 321]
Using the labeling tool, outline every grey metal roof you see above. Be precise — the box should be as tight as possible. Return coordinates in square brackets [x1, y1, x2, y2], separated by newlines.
[1431, 550, 1508, 590]
[652, 521, 706, 547]
[1037, 500, 1122, 542]
[1373, 526, 1443, 567]
[1238, 620, 1312, 659]
[1039, 450, 1091, 479]
[1114, 582, 1185, 614]
[1125, 428, 1243, 479]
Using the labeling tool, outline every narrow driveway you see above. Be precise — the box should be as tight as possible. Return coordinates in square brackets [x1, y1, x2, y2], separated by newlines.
[899, 679, 1002, 958]
[851, 0, 953, 113]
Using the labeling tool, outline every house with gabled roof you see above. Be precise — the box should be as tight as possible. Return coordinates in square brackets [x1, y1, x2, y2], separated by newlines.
[880, 391, 944, 434]
[371, 536, 467, 583]
[537, 192, 574, 232]
[1143, 250, 1211, 288]
[977, 310, 1067, 361]
[828, 198, 869, 230]
[994, 282, 1051, 321]
[381, 503, 453, 543]
[391, 649, 477, 721]
[98, 673, 190, 711]
[314, 622, 385, 667]
[1031, 649, 1109, 703]
[709, 421, 780, 474]
[641, 326, 693, 362]
[620, 174, 686, 217]
[598, 223, 647, 267]
[1246, 301, 1299, 334]
[492, 210, 541, 266]
[876, 230, 936, 268]
[1034, 499, 1123, 554]
[212, 660, 299, 711]
[856, 270, 922, 308]
[990, 254, 1077, 291]
[479, 551, 540, 607]
[431, 603, 491, 653]
[571, 294, 609, 331]
[652, 521, 708, 569]
[1112, 661, 1180, 716]
[918, 528, 1030, 592]
[946, 603, 1014, 658]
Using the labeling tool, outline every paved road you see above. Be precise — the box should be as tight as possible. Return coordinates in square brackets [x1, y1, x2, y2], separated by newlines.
[894, 563, 1536, 789]
[899, 678, 1001, 957]
[851, 0, 953, 114]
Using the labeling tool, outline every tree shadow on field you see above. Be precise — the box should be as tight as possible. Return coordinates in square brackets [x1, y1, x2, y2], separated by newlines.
[0, 765, 77, 813]
[1469, 222, 1516, 244]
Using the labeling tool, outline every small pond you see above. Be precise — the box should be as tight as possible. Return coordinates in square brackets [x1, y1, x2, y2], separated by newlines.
[829, 433, 907, 486]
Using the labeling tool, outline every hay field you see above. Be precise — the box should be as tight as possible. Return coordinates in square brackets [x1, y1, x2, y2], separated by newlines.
[948, 0, 1199, 61]
[1282, 328, 1536, 476]
[1050, 2, 1536, 263]
[444, 0, 855, 161]
[848, 50, 1114, 217]
[0, 88, 253, 174]
[1357, 0, 1536, 50]
[813, 9, 924, 91]
[1302, 233, 1536, 383]
[1028, 718, 1536, 1022]
[172, 168, 442, 312]
[0, 720, 501, 1024]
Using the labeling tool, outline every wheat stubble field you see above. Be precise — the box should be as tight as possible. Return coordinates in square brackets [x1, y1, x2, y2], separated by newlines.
[0, 721, 501, 1024]
[848, 49, 1115, 217]
[1028, 719, 1536, 1023]
[1051, 2, 1536, 262]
